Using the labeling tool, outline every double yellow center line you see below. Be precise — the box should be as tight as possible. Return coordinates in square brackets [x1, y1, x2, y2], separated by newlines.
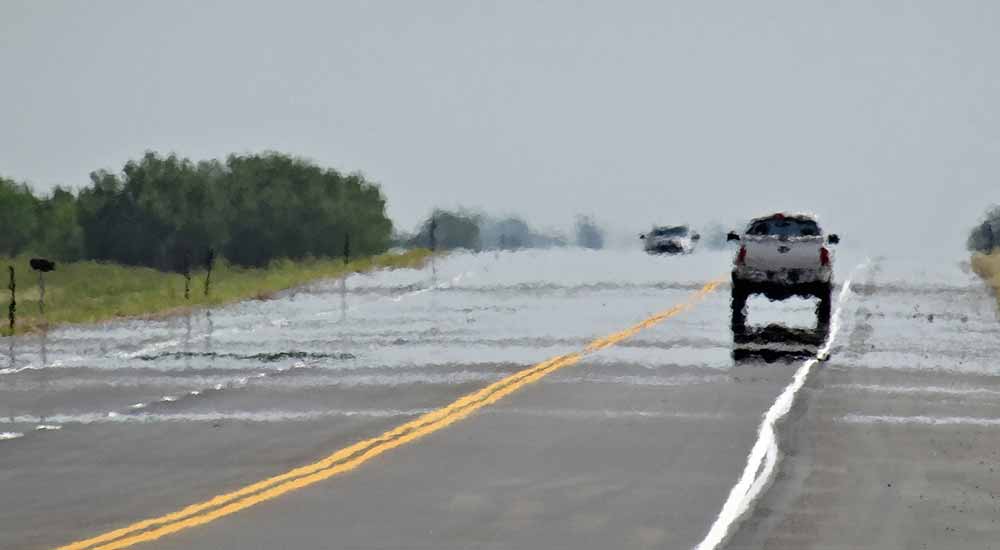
[59, 279, 721, 550]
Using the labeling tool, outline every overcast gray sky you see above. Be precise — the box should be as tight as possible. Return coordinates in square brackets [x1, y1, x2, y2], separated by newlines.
[2, 1, 998, 258]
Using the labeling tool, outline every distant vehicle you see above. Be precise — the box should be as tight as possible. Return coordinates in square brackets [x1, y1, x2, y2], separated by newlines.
[640, 225, 700, 255]
[727, 213, 839, 329]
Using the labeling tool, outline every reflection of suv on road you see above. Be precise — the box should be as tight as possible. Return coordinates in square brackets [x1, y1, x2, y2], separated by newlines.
[640, 225, 700, 254]
[727, 213, 839, 328]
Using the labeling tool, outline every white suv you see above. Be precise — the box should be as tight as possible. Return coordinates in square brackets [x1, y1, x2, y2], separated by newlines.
[727, 213, 839, 328]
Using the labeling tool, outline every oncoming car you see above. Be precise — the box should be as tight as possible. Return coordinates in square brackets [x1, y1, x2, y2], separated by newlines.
[727, 213, 839, 329]
[640, 225, 700, 255]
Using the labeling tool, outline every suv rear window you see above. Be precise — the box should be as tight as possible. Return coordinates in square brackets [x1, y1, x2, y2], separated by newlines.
[746, 218, 820, 237]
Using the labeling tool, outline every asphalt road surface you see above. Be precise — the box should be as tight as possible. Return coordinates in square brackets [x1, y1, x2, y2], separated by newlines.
[2, 248, 999, 550]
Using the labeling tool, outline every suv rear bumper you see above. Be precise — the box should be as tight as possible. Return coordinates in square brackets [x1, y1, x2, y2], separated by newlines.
[733, 265, 831, 285]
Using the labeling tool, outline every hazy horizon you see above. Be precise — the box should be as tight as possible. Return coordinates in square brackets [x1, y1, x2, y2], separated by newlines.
[3, 1, 999, 260]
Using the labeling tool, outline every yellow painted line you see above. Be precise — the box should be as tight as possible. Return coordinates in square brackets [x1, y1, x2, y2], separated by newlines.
[58, 279, 721, 550]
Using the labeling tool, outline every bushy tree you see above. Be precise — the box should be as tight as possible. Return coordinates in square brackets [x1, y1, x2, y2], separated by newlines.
[32, 187, 85, 260]
[0, 177, 40, 256]
[968, 206, 1000, 253]
[575, 215, 605, 250]
[76, 153, 226, 270]
[409, 209, 481, 251]
[479, 216, 567, 250]
[221, 153, 391, 266]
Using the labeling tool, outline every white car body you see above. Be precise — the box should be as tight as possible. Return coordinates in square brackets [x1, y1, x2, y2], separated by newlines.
[642, 225, 699, 255]
[731, 213, 834, 288]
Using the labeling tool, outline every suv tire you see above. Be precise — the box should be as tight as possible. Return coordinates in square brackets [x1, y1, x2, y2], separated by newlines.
[815, 282, 832, 327]
[731, 278, 750, 332]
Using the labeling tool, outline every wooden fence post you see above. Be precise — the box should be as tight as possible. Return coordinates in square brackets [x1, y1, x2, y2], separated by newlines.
[204, 248, 215, 297]
[182, 251, 192, 300]
[8, 266, 15, 333]
[429, 216, 437, 252]
[28, 258, 56, 316]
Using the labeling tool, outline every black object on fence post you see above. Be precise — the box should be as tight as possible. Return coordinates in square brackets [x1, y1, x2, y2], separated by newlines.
[343, 233, 351, 265]
[8, 266, 15, 332]
[29, 258, 55, 315]
[182, 251, 192, 300]
[204, 248, 215, 297]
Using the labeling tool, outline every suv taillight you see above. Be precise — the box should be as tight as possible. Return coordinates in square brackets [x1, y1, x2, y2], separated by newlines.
[820, 247, 830, 266]
[737, 246, 747, 265]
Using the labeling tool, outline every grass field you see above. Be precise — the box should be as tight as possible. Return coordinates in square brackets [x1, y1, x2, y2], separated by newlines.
[0, 249, 432, 336]
[971, 250, 1000, 307]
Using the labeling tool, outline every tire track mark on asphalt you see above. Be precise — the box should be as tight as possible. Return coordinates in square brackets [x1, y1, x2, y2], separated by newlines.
[57, 279, 722, 550]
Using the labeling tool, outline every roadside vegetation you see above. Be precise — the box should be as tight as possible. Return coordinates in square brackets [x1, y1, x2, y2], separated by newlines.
[0, 249, 430, 336]
[0, 152, 392, 270]
[968, 206, 1000, 306]
[402, 208, 606, 252]
[971, 251, 1000, 305]
[1, 151, 606, 335]
[574, 215, 604, 250]
[0, 150, 419, 335]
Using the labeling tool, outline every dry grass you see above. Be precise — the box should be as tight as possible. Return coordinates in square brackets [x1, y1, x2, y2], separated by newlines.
[971, 250, 1000, 307]
[0, 249, 432, 336]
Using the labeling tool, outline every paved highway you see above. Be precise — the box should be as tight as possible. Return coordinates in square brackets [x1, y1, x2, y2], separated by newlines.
[2, 248, 998, 549]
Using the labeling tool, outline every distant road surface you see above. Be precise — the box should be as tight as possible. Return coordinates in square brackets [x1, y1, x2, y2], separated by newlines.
[2, 248, 999, 549]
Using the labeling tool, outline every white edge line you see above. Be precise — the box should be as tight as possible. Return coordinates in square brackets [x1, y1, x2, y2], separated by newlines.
[841, 414, 1000, 426]
[693, 262, 866, 550]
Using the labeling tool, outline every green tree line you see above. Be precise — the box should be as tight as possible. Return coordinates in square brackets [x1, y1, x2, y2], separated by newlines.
[1, 152, 393, 269]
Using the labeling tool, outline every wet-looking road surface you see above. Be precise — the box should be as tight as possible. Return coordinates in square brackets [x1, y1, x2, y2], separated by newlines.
[1, 249, 998, 549]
